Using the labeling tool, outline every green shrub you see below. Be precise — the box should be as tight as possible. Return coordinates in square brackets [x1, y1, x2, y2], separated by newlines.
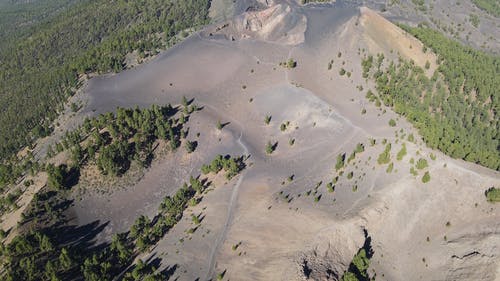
[354, 143, 365, 153]
[377, 143, 391, 165]
[485, 187, 500, 202]
[335, 153, 346, 171]
[396, 143, 407, 161]
[264, 115, 271, 125]
[422, 171, 431, 183]
[347, 152, 356, 163]
[386, 162, 394, 173]
[266, 141, 276, 154]
[416, 158, 428, 169]
[407, 134, 415, 143]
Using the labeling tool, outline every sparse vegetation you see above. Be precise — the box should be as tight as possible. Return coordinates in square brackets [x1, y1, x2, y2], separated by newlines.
[469, 14, 480, 28]
[2, 150, 245, 281]
[302, 0, 330, 4]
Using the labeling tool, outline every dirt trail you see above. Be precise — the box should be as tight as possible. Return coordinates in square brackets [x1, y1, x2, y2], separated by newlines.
[205, 132, 249, 280]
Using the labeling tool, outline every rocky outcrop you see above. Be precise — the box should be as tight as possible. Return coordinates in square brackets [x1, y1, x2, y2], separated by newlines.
[297, 223, 366, 280]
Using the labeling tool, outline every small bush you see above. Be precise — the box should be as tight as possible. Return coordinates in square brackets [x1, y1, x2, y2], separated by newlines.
[266, 141, 277, 154]
[485, 187, 500, 202]
[326, 182, 335, 193]
[407, 133, 415, 142]
[386, 162, 394, 173]
[416, 158, 428, 169]
[354, 143, 365, 154]
[335, 153, 346, 171]
[377, 143, 391, 165]
[264, 115, 272, 125]
[396, 143, 407, 161]
[347, 152, 356, 163]
[389, 119, 396, 127]
[422, 171, 431, 183]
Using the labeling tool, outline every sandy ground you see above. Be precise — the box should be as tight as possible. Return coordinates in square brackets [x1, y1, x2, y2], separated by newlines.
[9, 0, 498, 280]
[0, 173, 48, 243]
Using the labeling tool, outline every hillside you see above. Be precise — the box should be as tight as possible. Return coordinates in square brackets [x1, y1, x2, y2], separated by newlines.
[0, 0, 211, 161]
[0, 0, 499, 281]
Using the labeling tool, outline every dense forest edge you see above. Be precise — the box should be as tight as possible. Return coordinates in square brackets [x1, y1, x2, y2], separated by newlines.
[0, 0, 212, 162]
[362, 24, 499, 170]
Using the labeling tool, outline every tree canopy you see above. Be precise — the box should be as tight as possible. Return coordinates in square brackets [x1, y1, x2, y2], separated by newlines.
[0, 0, 211, 161]
[363, 26, 499, 170]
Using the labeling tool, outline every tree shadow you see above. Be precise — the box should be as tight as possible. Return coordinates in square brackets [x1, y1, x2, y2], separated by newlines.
[41, 220, 110, 250]
[63, 166, 80, 188]
[362, 229, 374, 259]
[220, 122, 231, 129]
[159, 262, 178, 280]
[271, 141, 279, 151]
